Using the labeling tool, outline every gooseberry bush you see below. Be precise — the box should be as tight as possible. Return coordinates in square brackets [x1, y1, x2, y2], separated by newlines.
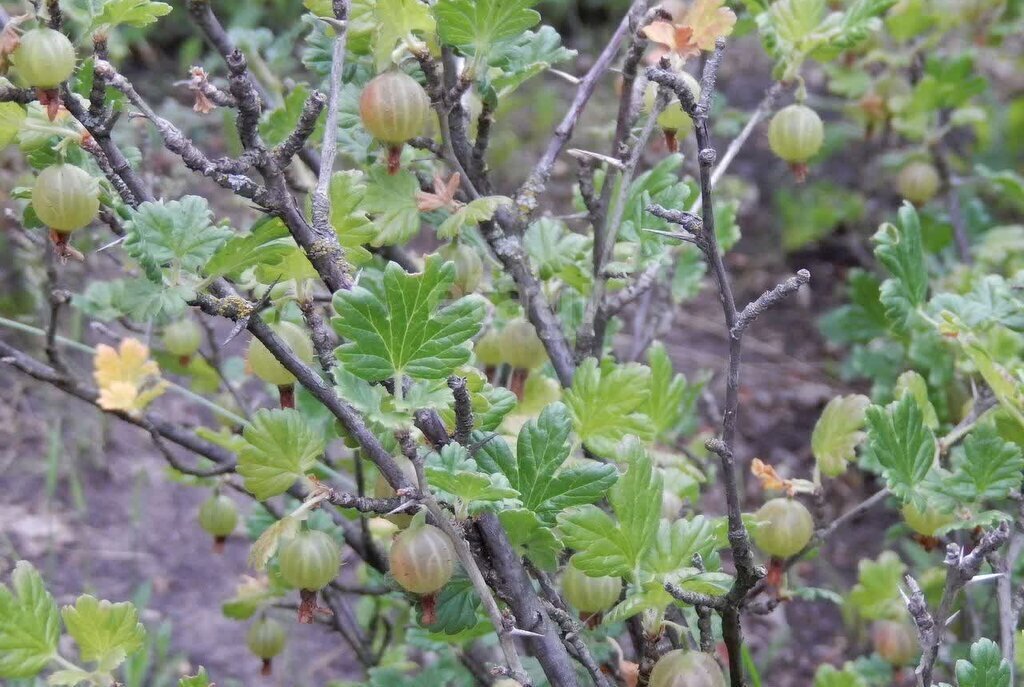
[0, 0, 1022, 686]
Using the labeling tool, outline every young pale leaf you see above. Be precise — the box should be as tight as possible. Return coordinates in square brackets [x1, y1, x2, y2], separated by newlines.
[864, 395, 935, 502]
[124, 196, 231, 282]
[811, 394, 870, 477]
[221, 577, 280, 620]
[947, 427, 1024, 503]
[872, 203, 928, 332]
[893, 371, 938, 430]
[373, 0, 435, 69]
[930, 275, 1024, 332]
[48, 668, 94, 686]
[956, 333, 1024, 431]
[846, 551, 906, 621]
[238, 409, 325, 500]
[425, 443, 519, 510]
[178, 668, 213, 687]
[522, 218, 590, 281]
[0, 103, 26, 148]
[247, 515, 300, 571]
[434, 0, 541, 58]
[331, 256, 486, 382]
[474, 403, 617, 521]
[955, 638, 1011, 687]
[93, 0, 172, 29]
[468, 381, 517, 432]
[0, 561, 59, 678]
[363, 168, 422, 246]
[813, 664, 868, 687]
[565, 358, 653, 457]
[61, 595, 146, 669]
[436, 196, 511, 239]
[604, 583, 669, 624]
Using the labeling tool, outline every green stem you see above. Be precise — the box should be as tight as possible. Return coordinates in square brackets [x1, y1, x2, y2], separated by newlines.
[393, 373, 404, 405]
[50, 652, 90, 676]
[0, 316, 248, 426]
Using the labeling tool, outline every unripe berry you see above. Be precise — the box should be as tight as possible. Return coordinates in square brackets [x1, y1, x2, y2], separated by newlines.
[389, 523, 455, 595]
[162, 318, 203, 358]
[247, 321, 315, 387]
[372, 455, 419, 527]
[644, 72, 701, 150]
[12, 28, 76, 89]
[492, 680, 522, 687]
[897, 161, 941, 205]
[649, 650, 727, 687]
[768, 104, 824, 181]
[360, 71, 431, 144]
[279, 529, 341, 591]
[474, 329, 504, 368]
[500, 319, 547, 370]
[752, 497, 814, 558]
[901, 502, 954, 537]
[561, 561, 621, 614]
[32, 164, 100, 233]
[438, 243, 484, 297]
[246, 616, 286, 676]
[872, 619, 918, 666]
[198, 494, 238, 545]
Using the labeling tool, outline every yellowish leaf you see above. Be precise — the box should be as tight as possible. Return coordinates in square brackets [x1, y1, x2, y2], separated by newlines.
[93, 338, 167, 414]
[642, 21, 699, 59]
[681, 0, 737, 50]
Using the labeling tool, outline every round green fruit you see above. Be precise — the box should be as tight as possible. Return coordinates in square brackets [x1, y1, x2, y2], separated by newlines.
[12, 28, 76, 89]
[390, 523, 455, 594]
[372, 455, 418, 527]
[32, 164, 100, 233]
[359, 71, 431, 144]
[279, 529, 341, 591]
[162, 318, 203, 358]
[247, 616, 286, 676]
[500, 318, 547, 370]
[768, 104, 824, 164]
[247, 321, 315, 387]
[752, 497, 814, 558]
[901, 502, 954, 537]
[644, 72, 701, 134]
[872, 619, 918, 666]
[561, 561, 621, 614]
[474, 329, 504, 368]
[438, 243, 484, 297]
[246, 616, 286, 659]
[897, 161, 941, 205]
[198, 494, 238, 538]
[649, 650, 727, 687]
